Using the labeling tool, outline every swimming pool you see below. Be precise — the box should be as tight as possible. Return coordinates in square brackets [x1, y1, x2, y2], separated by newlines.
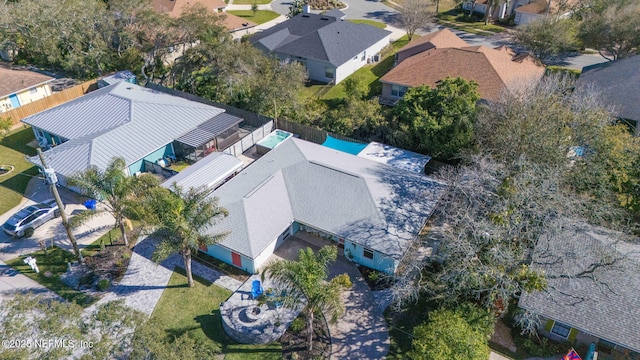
[256, 130, 293, 155]
[321, 135, 368, 155]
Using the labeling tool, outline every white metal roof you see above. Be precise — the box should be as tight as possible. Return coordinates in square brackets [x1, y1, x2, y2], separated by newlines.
[208, 138, 446, 262]
[26, 82, 229, 178]
[161, 152, 243, 191]
[357, 142, 430, 174]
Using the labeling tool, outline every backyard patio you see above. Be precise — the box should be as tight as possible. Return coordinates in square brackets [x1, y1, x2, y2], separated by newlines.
[220, 274, 301, 344]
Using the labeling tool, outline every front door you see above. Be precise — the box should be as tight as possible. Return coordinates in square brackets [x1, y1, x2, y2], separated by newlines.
[231, 252, 242, 267]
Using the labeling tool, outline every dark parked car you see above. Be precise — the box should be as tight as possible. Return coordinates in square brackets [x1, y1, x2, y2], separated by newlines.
[3, 199, 60, 238]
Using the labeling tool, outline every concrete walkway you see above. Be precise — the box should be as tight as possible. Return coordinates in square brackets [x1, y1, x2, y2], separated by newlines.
[328, 259, 390, 359]
[269, 234, 390, 359]
[94, 235, 243, 316]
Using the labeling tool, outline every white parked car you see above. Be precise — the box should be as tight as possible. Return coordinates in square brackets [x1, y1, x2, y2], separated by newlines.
[3, 199, 60, 238]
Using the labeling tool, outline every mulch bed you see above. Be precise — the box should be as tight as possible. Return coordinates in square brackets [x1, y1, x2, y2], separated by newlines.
[281, 312, 331, 359]
[84, 244, 131, 283]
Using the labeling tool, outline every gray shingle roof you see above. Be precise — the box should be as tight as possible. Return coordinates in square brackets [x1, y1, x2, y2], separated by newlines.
[161, 152, 243, 191]
[519, 223, 640, 352]
[250, 13, 391, 67]
[209, 138, 446, 264]
[26, 82, 227, 178]
[577, 55, 640, 122]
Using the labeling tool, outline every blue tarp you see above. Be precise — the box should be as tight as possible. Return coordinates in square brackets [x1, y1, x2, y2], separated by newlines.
[321, 135, 368, 155]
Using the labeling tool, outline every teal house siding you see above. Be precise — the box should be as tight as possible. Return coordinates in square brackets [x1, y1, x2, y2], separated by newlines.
[345, 240, 397, 274]
[127, 143, 175, 175]
[203, 244, 256, 274]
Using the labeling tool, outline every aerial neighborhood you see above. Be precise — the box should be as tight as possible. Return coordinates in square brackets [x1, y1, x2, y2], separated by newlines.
[0, 0, 639, 359]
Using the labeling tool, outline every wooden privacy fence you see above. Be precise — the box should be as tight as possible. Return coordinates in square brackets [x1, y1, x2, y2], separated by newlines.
[277, 118, 367, 145]
[146, 83, 367, 146]
[3, 79, 98, 127]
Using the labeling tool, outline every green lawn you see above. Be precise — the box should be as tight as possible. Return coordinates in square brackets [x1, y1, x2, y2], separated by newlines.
[232, 0, 272, 4]
[322, 35, 410, 101]
[227, 10, 280, 24]
[6, 247, 97, 306]
[81, 227, 122, 257]
[0, 127, 38, 215]
[436, 10, 506, 35]
[347, 19, 387, 29]
[169, 160, 190, 172]
[149, 269, 282, 358]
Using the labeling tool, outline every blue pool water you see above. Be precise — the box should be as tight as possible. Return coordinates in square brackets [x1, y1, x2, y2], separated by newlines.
[321, 135, 368, 155]
[258, 130, 293, 149]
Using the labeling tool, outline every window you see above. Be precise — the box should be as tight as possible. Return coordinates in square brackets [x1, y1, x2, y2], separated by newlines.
[363, 248, 374, 260]
[325, 66, 334, 79]
[550, 322, 571, 338]
[361, 50, 366, 61]
[391, 84, 407, 98]
[30, 88, 38, 94]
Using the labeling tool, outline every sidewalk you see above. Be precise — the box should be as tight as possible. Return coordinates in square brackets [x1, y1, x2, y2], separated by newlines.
[93, 235, 243, 316]
[0, 260, 61, 301]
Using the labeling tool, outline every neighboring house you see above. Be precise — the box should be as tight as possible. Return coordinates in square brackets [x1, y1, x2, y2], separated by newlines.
[461, 0, 571, 24]
[462, 0, 508, 20]
[0, 68, 53, 113]
[395, 28, 469, 64]
[249, 12, 391, 84]
[519, 223, 640, 357]
[22, 82, 242, 186]
[576, 55, 640, 134]
[513, 0, 573, 24]
[380, 30, 545, 103]
[151, 0, 256, 33]
[196, 137, 446, 274]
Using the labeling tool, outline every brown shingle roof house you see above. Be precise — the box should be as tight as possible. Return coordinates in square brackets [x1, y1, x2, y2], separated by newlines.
[395, 28, 470, 64]
[0, 68, 53, 113]
[380, 31, 544, 103]
[151, 0, 256, 32]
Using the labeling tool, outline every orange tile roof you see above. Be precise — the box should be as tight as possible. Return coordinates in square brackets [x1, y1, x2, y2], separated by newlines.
[516, 0, 575, 15]
[0, 68, 53, 98]
[381, 45, 544, 101]
[515, 0, 549, 15]
[398, 28, 469, 53]
[151, 0, 254, 31]
[151, 0, 226, 18]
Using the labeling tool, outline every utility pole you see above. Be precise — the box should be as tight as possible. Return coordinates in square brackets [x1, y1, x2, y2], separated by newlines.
[37, 148, 83, 263]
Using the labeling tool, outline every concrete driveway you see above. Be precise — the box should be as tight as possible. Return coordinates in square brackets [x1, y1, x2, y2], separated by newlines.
[0, 177, 116, 262]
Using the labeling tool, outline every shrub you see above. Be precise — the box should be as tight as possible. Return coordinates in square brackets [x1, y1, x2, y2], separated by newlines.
[97, 278, 110, 291]
[290, 317, 306, 333]
[79, 271, 97, 287]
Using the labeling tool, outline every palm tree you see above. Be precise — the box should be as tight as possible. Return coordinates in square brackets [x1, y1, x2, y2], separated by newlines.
[146, 185, 229, 288]
[484, 0, 502, 24]
[68, 157, 158, 248]
[262, 246, 351, 352]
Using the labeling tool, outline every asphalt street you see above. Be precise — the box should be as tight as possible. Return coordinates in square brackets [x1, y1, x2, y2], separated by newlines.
[266, 0, 607, 71]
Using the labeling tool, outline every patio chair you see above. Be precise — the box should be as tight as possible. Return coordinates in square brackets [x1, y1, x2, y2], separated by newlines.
[251, 280, 263, 299]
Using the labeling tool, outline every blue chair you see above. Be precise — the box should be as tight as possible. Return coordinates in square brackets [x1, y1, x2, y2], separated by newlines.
[251, 280, 263, 299]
